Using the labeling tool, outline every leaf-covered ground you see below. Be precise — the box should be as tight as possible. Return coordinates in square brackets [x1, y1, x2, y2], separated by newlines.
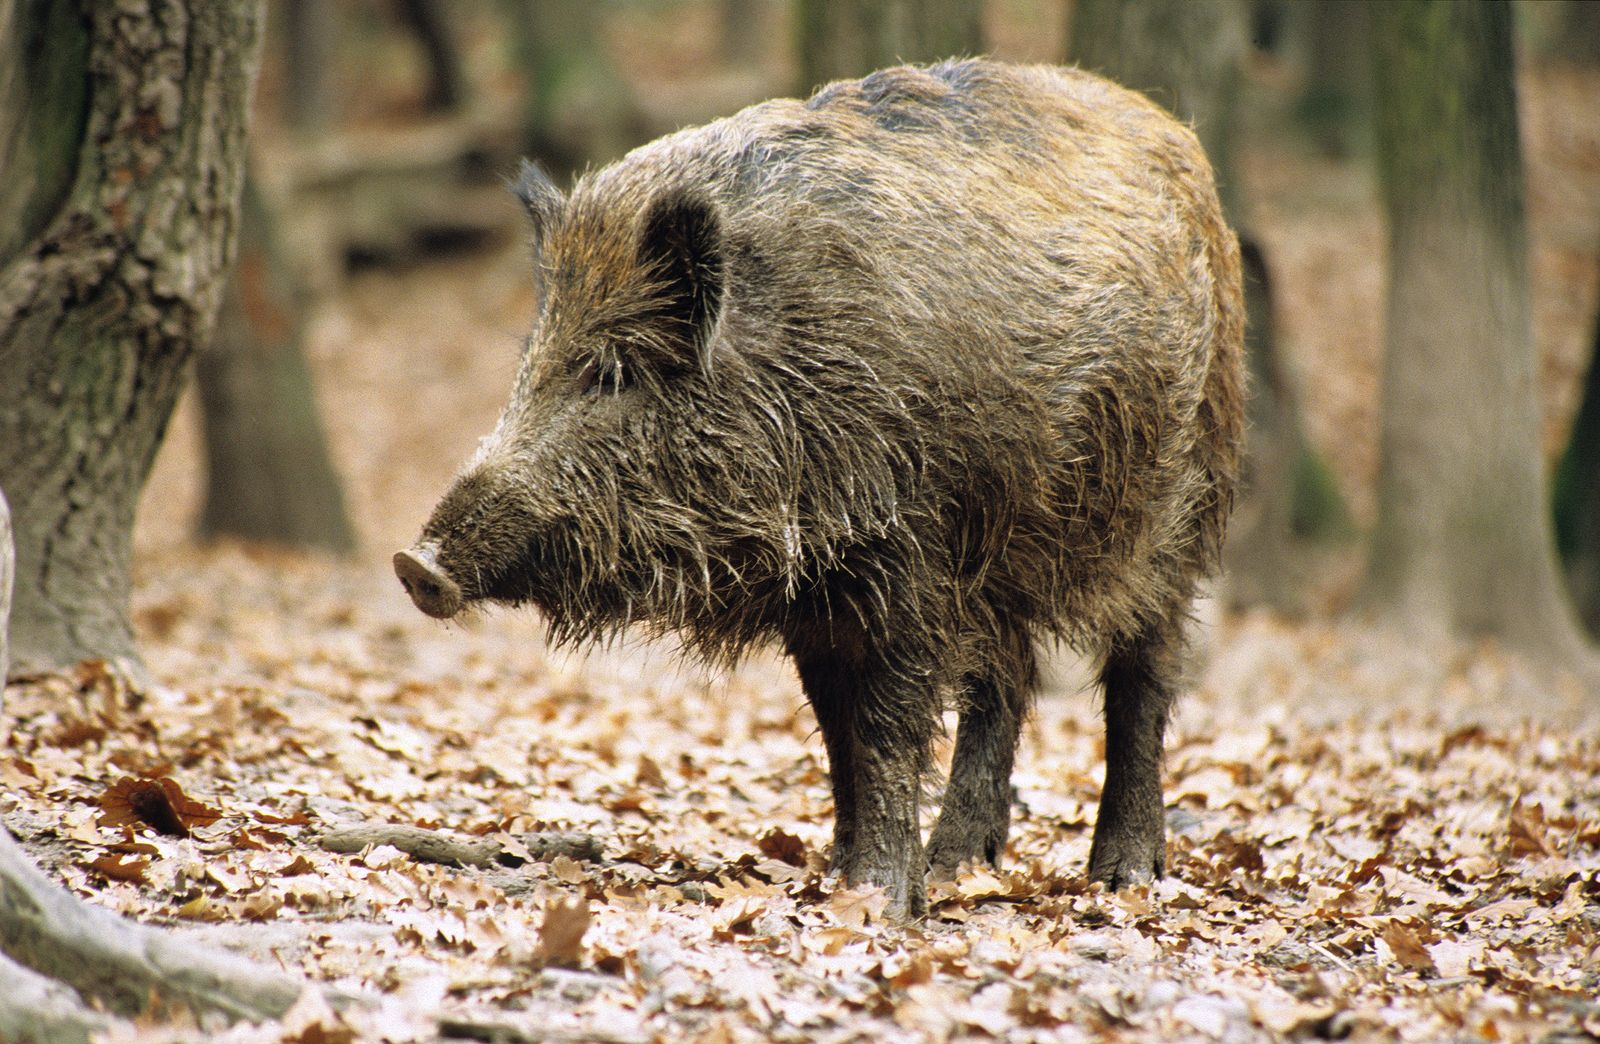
[4, 54, 1600, 1044]
[4, 553, 1598, 1042]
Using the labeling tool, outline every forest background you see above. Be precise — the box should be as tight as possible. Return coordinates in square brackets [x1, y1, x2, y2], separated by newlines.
[0, 0, 1598, 1040]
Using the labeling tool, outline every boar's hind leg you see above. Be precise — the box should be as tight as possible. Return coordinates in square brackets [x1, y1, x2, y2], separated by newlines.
[1087, 614, 1184, 889]
[791, 644, 933, 920]
[925, 624, 1035, 880]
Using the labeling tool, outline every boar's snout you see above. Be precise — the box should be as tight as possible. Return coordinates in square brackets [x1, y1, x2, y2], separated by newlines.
[394, 544, 463, 619]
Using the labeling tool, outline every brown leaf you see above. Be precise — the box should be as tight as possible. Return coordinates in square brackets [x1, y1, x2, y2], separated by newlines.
[550, 854, 586, 884]
[757, 827, 807, 867]
[1506, 799, 1556, 858]
[535, 898, 590, 966]
[1380, 921, 1437, 973]
[99, 777, 223, 837]
[827, 883, 888, 928]
[83, 854, 150, 884]
[255, 809, 312, 826]
[636, 754, 667, 788]
[279, 855, 319, 876]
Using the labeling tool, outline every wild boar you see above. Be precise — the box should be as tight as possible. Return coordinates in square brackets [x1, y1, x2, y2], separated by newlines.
[396, 59, 1244, 917]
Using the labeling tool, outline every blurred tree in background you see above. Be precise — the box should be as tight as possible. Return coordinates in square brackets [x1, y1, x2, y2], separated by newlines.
[1555, 307, 1600, 638]
[796, 0, 984, 93]
[504, 0, 637, 174]
[196, 175, 358, 554]
[1362, 0, 1592, 664]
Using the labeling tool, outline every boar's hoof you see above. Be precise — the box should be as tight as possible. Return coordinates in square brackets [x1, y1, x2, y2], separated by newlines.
[1086, 834, 1165, 891]
[394, 545, 463, 619]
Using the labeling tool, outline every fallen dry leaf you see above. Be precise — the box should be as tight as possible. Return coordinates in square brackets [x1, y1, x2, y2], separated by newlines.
[98, 776, 223, 837]
[534, 897, 591, 966]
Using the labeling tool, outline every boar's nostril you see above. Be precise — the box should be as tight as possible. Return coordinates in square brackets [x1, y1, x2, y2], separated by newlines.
[393, 546, 463, 619]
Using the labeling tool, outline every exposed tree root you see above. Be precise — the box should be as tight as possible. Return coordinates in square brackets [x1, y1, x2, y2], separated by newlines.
[0, 950, 110, 1044]
[0, 823, 349, 1028]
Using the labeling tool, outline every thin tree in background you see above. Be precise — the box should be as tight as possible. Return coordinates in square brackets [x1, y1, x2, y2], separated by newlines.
[721, 0, 766, 67]
[283, 0, 336, 132]
[196, 175, 358, 554]
[0, 0, 258, 679]
[0, 492, 11, 702]
[502, 0, 636, 173]
[396, 0, 466, 112]
[1296, 0, 1374, 158]
[1555, 303, 1600, 637]
[1362, 0, 1592, 666]
[796, 0, 984, 94]
[1069, 0, 1347, 613]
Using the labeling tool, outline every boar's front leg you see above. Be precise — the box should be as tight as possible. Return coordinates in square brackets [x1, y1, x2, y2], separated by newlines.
[1087, 614, 1184, 888]
[790, 637, 934, 920]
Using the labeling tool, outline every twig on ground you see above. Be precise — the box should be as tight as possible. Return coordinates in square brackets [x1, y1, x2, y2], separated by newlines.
[315, 824, 603, 867]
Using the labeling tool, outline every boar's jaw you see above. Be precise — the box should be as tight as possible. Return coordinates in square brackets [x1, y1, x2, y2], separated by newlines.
[394, 543, 464, 619]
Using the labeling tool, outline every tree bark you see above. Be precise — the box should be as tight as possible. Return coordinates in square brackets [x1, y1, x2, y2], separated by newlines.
[1362, 0, 1591, 662]
[1069, 0, 1346, 613]
[196, 173, 358, 554]
[0, 0, 263, 680]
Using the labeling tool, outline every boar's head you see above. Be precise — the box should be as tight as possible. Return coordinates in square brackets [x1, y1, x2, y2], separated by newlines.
[396, 160, 821, 657]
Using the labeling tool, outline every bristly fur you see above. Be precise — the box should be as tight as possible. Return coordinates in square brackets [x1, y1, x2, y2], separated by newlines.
[407, 59, 1245, 914]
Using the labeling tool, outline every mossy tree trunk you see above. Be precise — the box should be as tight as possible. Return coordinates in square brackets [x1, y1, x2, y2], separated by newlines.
[1069, 0, 1345, 614]
[1362, 0, 1591, 664]
[0, 0, 262, 679]
[195, 174, 357, 554]
[796, 0, 984, 94]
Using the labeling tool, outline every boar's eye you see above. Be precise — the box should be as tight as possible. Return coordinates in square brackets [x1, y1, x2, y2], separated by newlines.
[578, 358, 625, 397]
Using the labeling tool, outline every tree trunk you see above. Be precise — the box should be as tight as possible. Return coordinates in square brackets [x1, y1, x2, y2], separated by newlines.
[721, 0, 765, 67]
[396, 0, 466, 113]
[1362, 0, 1591, 662]
[1296, 0, 1373, 158]
[0, 0, 263, 679]
[196, 174, 357, 554]
[796, 0, 984, 94]
[1069, 0, 1346, 613]
[1555, 305, 1600, 637]
[503, 0, 636, 175]
[0, 490, 11, 707]
[282, 0, 335, 133]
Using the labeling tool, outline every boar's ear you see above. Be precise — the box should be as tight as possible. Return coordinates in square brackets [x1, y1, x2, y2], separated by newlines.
[636, 187, 725, 370]
[510, 159, 566, 261]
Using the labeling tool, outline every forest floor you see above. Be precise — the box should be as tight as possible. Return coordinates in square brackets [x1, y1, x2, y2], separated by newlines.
[4, 50, 1600, 1044]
